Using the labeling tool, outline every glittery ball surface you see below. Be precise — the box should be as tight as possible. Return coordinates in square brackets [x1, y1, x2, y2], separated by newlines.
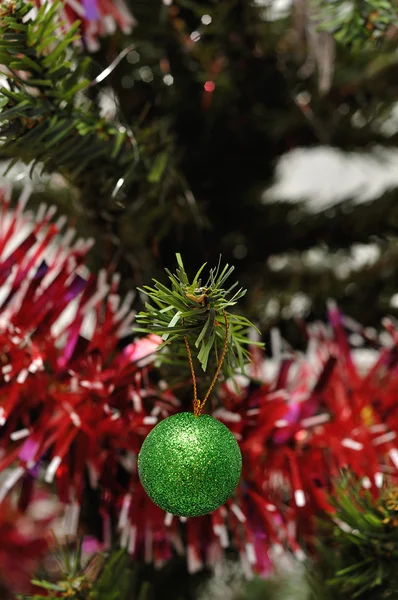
[138, 412, 242, 517]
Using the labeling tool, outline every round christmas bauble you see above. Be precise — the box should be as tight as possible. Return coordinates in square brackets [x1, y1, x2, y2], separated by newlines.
[138, 412, 242, 517]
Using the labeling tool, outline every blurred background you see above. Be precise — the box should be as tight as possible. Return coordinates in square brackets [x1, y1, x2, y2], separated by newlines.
[7, 0, 398, 342]
[1, 0, 398, 598]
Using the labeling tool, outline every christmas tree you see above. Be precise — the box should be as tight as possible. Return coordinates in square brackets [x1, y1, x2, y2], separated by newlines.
[1, 0, 398, 598]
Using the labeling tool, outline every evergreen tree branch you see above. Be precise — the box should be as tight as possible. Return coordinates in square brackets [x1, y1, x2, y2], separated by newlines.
[0, 0, 186, 225]
[0, 1, 140, 205]
[309, 473, 398, 599]
[314, 0, 398, 48]
[136, 254, 263, 376]
[20, 541, 144, 600]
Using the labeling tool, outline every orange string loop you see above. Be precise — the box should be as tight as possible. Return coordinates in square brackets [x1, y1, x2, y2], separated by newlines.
[184, 309, 229, 417]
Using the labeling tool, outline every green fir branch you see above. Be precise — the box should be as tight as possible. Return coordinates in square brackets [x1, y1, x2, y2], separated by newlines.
[0, 1, 140, 204]
[20, 541, 146, 600]
[314, 0, 398, 48]
[0, 0, 190, 225]
[309, 473, 398, 599]
[136, 254, 263, 375]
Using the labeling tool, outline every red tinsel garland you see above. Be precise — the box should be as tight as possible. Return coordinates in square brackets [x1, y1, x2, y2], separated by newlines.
[208, 304, 398, 576]
[0, 186, 171, 548]
[115, 302, 398, 577]
[0, 188, 397, 579]
[33, 0, 135, 51]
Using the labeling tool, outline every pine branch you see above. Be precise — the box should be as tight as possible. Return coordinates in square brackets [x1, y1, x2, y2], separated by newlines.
[136, 254, 263, 375]
[310, 473, 398, 599]
[0, 1, 140, 204]
[314, 0, 398, 48]
[0, 0, 185, 224]
[21, 542, 145, 600]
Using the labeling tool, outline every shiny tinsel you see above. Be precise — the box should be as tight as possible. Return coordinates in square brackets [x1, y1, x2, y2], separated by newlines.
[33, 0, 135, 51]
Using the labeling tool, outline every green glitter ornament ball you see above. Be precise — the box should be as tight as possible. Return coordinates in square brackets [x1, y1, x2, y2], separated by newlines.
[138, 412, 242, 517]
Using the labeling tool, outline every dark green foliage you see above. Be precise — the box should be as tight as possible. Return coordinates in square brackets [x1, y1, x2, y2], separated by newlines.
[315, 0, 398, 48]
[232, 573, 310, 600]
[113, 0, 398, 332]
[20, 542, 148, 600]
[3, 0, 398, 333]
[136, 254, 262, 374]
[90, 551, 145, 600]
[0, 0, 187, 227]
[21, 544, 211, 600]
[0, 1, 134, 205]
[309, 475, 398, 599]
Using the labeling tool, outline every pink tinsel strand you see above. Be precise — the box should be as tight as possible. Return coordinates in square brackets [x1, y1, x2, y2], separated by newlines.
[210, 306, 398, 574]
[0, 187, 171, 548]
[33, 0, 136, 51]
[1, 187, 398, 576]
[119, 306, 398, 575]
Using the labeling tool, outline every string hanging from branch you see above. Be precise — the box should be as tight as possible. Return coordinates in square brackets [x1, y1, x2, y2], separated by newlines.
[136, 253, 261, 376]
[184, 308, 229, 417]
[137, 255, 260, 517]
